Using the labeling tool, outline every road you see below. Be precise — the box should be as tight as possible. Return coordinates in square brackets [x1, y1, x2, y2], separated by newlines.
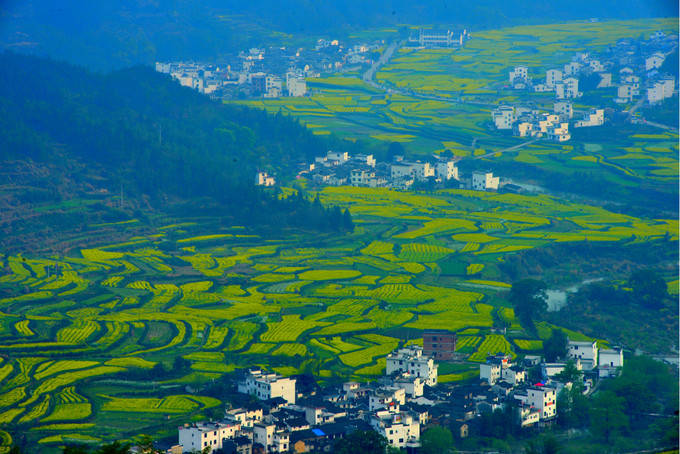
[362, 40, 401, 88]
[472, 138, 540, 160]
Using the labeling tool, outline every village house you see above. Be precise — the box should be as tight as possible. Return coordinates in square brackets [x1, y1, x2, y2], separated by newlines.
[574, 108, 605, 128]
[178, 421, 241, 453]
[386, 346, 438, 386]
[567, 340, 598, 370]
[471, 171, 500, 191]
[238, 369, 297, 404]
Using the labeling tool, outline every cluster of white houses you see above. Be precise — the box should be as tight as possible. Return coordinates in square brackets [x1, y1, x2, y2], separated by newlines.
[177, 346, 437, 453]
[506, 30, 677, 107]
[492, 102, 606, 141]
[155, 37, 383, 100]
[296, 150, 500, 192]
[478, 339, 623, 428]
[173, 336, 626, 454]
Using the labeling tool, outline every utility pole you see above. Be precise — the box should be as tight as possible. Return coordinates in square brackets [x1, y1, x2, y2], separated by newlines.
[120, 184, 124, 209]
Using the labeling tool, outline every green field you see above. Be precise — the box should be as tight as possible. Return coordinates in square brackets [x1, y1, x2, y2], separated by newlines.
[0, 17, 678, 452]
[0, 181, 676, 449]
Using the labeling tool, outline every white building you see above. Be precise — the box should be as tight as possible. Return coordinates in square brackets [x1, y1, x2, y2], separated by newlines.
[647, 78, 676, 104]
[547, 122, 570, 142]
[370, 411, 420, 449]
[567, 340, 598, 370]
[238, 369, 296, 404]
[514, 121, 535, 138]
[265, 75, 283, 98]
[369, 387, 406, 411]
[179, 422, 240, 453]
[253, 423, 289, 453]
[471, 171, 500, 191]
[386, 346, 438, 386]
[527, 386, 557, 420]
[554, 101, 573, 119]
[501, 366, 526, 386]
[480, 362, 501, 385]
[434, 160, 459, 181]
[392, 374, 425, 397]
[546, 69, 563, 88]
[574, 109, 605, 128]
[255, 171, 276, 186]
[598, 347, 624, 378]
[353, 153, 376, 167]
[390, 162, 434, 182]
[597, 73, 613, 88]
[556, 77, 580, 99]
[286, 75, 307, 97]
[304, 406, 347, 426]
[645, 52, 666, 71]
[509, 66, 529, 87]
[589, 60, 605, 72]
[327, 151, 349, 164]
[492, 105, 515, 130]
[224, 407, 263, 428]
[350, 169, 376, 186]
[616, 84, 638, 103]
[563, 61, 581, 77]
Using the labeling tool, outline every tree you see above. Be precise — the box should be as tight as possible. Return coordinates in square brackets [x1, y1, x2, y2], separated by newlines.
[421, 425, 453, 454]
[63, 446, 91, 454]
[543, 329, 568, 362]
[387, 141, 405, 161]
[509, 279, 548, 330]
[629, 269, 667, 308]
[173, 356, 191, 373]
[342, 208, 354, 232]
[333, 430, 389, 454]
[96, 442, 131, 454]
[554, 359, 581, 383]
[590, 391, 628, 443]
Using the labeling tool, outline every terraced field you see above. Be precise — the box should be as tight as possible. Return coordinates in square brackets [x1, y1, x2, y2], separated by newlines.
[0, 182, 675, 450]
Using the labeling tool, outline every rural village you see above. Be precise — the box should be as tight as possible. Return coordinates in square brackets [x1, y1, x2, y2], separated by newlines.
[164, 336, 623, 453]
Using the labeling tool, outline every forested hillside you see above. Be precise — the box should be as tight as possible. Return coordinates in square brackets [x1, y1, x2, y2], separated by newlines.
[0, 53, 356, 250]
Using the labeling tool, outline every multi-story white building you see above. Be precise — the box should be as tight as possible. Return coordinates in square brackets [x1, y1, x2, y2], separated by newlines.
[471, 171, 500, 191]
[554, 101, 573, 119]
[567, 340, 598, 370]
[547, 122, 571, 142]
[589, 60, 605, 72]
[286, 75, 307, 97]
[509, 66, 529, 86]
[238, 370, 296, 404]
[392, 374, 425, 397]
[264, 75, 283, 98]
[224, 407, 263, 428]
[434, 160, 459, 181]
[255, 171, 276, 186]
[514, 121, 534, 137]
[370, 411, 420, 449]
[616, 84, 638, 103]
[556, 77, 580, 99]
[527, 386, 557, 420]
[390, 162, 434, 181]
[253, 423, 290, 453]
[479, 362, 501, 385]
[645, 52, 666, 71]
[647, 77, 676, 104]
[501, 366, 526, 386]
[546, 69, 563, 88]
[179, 422, 240, 453]
[350, 169, 376, 186]
[563, 61, 581, 77]
[492, 105, 515, 129]
[574, 109, 605, 128]
[353, 153, 376, 167]
[385, 346, 438, 386]
[369, 387, 406, 411]
[326, 151, 349, 164]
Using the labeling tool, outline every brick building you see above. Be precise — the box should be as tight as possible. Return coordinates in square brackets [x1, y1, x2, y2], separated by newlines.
[423, 330, 456, 360]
